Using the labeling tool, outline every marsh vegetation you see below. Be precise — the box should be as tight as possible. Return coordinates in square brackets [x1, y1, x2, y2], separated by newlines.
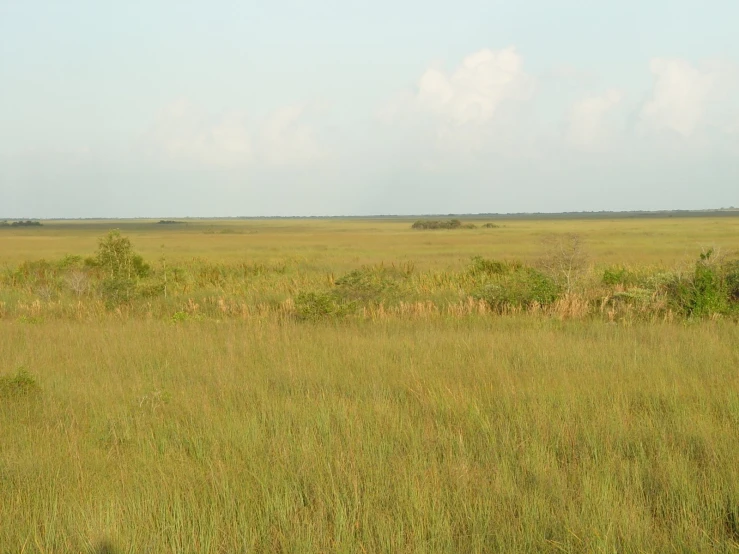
[1, 216, 738, 552]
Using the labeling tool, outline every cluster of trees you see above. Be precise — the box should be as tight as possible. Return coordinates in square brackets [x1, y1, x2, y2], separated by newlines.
[411, 219, 474, 230]
[411, 219, 500, 230]
[0, 220, 43, 227]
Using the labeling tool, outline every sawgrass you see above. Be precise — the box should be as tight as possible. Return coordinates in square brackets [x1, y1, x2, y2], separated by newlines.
[1, 217, 737, 268]
[1, 217, 738, 552]
[1, 318, 739, 552]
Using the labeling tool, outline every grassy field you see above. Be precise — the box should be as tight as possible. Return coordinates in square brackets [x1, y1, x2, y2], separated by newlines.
[2, 216, 737, 267]
[1, 217, 739, 552]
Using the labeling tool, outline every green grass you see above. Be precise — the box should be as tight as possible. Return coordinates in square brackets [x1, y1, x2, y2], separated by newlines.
[1, 318, 739, 552]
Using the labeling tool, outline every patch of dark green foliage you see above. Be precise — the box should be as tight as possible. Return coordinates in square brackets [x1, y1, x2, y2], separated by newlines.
[665, 249, 738, 317]
[295, 264, 415, 321]
[294, 291, 355, 321]
[411, 219, 476, 230]
[0, 220, 43, 227]
[469, 257, 560, 311]
[333, 264, 413, 303]
[602, 266, 640, 286]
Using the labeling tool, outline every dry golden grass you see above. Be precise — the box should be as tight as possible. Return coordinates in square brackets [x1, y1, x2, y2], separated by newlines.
[1, 216, 737, 268]
[1, 217, 738, 552]
[2, 319, 739, 552]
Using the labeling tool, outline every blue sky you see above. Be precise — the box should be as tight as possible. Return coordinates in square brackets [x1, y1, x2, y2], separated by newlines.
[1, 0, 738, 217]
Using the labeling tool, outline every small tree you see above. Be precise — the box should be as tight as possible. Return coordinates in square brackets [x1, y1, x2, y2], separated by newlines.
[93, 230, 149, 307]
[95, 230, 150, 280]
[538, 233, 588, 294]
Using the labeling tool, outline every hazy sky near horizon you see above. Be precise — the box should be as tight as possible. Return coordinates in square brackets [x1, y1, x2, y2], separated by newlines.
[1, 1, 738, 217]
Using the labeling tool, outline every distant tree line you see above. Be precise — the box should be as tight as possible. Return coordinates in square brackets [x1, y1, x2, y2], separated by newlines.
[0, 220, 43, 227]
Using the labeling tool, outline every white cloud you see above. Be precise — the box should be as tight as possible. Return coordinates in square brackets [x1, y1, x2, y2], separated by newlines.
[383, 47, 533, 129]
[414, 47, 533, 126]
[639, 58, 734, 138]
[258, 105, 327, 165]
[567, 89, 624, 149]
[144, 100, 325, 168]
[145, 100, 252, 167]
[378, 47, 536, 160]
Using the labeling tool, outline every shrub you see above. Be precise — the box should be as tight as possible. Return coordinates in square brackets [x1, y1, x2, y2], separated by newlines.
[724, 260, 739, 303]
[538, 234, 588, 294]
[482, 223, 500, 229]
[602, 266, 639, 286]
[10, 260, 57, 287]
[94, 230, 150, 279]
[101, 277, 136, 308]
[294, 291, 354, 321]
[333, 265, 410, 303]
[8, 220, 42, 227]
[171, 311, 189, 323]
[0, 368, 40, 399]
[65, 269, 90, 297]
[664, 250, 735, 317]
[469, 256, 512, 276]
[92, 231, 151, 307]
[411, 219, 464, 230]
[473, 268, 560, 311]
[690, 251, 727, 316]
[56, 254, 84, 270]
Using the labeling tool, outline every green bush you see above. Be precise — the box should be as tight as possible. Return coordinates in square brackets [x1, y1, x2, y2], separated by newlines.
[690, 253, 727, 316]
[91, 231, 151, 307]
[101, 277, 137, 308]
[473, 268, 560, 311]
[56, 254, 84, 271]
[724, 260, 739, 304]
[602, 266, 631, 285]
[664, 250, 736, 317]
[0, 368, 40, 399]
[333, 265, 411, 303]
[94, 230, 150, 279]
[469, 256, 513, 276]
[294, 291, 354, 321]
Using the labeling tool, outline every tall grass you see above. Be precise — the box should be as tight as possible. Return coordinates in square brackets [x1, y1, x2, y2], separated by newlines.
[1, 251, 736, 323]
[1, 318, 738, 552]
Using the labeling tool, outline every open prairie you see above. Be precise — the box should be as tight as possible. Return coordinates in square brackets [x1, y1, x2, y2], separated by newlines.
[1, 216, 738, 552]
[1, 216, 737, 267]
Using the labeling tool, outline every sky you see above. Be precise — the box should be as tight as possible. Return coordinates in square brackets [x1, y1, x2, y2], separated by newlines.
[1, 0, 738, 217]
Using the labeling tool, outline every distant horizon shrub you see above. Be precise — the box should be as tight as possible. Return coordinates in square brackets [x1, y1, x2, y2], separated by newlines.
[0, 220, 43, 227]
[412, 219, 467, 230]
